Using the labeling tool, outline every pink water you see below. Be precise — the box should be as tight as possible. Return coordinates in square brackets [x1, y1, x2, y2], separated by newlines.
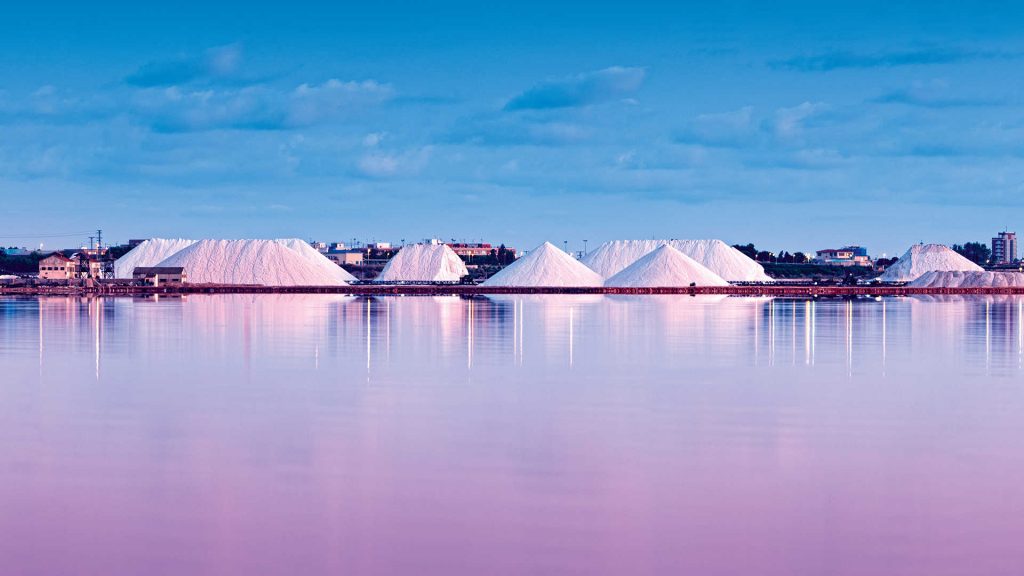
[2, 294, 1024, 575]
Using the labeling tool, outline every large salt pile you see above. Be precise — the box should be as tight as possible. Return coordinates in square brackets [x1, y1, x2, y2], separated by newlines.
[878, 243, 983, 282]
[605, 244, 729, 287]
[155, 239, 349, 286]
[483, 242, 605, 287]
[113, 238, 196, 279]
[909, 270, 1024, 288]
[582, 239, 771, 282]
[274, 238, 357, 283]
[375, 243, 469, 283]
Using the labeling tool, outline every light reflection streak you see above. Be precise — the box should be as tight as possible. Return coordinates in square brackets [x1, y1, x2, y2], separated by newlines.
[366, 298, 371, 375]
[38, 298, 43, 375]
[512, 299, 518, 365]
[467, 299, 474, 370]
[569, 306, 574, 369]
[811, 300, 817, 366]
[791, 301, 796, 366]
[753, 300, 759, 366]
[804, 300, 811, 366]
[90, 297, 101, 382]
[519, 299, 524, 367]
[846, 300, 852, 378]
[986, 300, 991, 375]
[882, 299, 887, 377]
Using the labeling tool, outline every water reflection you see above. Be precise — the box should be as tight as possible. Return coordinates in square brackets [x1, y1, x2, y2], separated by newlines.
[5, 294, 1024, 575]
[6, 294, 1024, 379]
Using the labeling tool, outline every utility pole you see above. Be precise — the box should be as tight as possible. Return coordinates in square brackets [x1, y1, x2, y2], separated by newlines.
[96, 229, 103, 250]
[583, 239, 588, 255]
[563, 240, 568, 253]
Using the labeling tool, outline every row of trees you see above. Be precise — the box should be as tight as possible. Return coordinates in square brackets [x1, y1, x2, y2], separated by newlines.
[731, 244, 810, 264]
[951, 242, 991, 265]
[0, 251, 47, 274]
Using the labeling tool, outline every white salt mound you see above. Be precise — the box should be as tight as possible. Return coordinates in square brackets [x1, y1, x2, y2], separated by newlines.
[605, 244, 729, 287]
[274, 238, 357, 283]
[582, 239, 771, 282]
[155, 239, 349, 286]
[113, 238, 197, 279]
[375, 243, 469, 282]
[879, 244, 983, 282]
[483, 242, 605, 287]
[909, 270, 1024, 288]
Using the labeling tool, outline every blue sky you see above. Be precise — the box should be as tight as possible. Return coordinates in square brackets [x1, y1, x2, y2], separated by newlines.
[2, 1, 1024, 256]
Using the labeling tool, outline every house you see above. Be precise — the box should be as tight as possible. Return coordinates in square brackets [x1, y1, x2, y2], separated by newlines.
[814, 246, 872, 267]
[38, 253, 76, 280]
[133, 267, 187, 287]
[325, 249, 364, 266]
[446, 242, 517, 262]
[447, 243, 495, 258]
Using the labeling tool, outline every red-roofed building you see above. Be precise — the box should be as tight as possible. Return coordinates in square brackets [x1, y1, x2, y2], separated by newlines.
[38, 253, 76, 280]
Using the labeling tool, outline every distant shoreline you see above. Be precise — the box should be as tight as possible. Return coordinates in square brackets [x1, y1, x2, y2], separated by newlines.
[3, 284, 1024, 297]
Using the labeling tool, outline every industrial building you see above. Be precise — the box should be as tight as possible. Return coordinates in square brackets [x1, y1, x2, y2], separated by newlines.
[132, 267, 188, 287]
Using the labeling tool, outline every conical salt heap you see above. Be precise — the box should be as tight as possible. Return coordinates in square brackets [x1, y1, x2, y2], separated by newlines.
[155, 239, 349, 286]
[483, 242, 605, 287]
[375, 243, 469, 283]
[879, 243, 983, 282]
[114, 238, 197, 279]
[604, 244, 729, 287]
[582, 239, 770, 283]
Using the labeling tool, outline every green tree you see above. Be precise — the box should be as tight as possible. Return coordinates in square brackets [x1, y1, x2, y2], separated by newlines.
[732, 243, 757, 259]
[951, 242, 991, 265]
[496, 244, 514, 265]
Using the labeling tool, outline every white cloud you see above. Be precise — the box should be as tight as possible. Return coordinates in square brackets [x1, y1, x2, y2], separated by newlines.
[362, 132, 387, 147]
[356, 146, 433, 178]
[129, 79, 393, 132]
[505, 66, 646, 110]
[773, 102, 828, 138]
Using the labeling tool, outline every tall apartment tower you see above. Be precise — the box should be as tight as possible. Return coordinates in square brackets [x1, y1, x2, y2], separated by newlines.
[992, 231, 1018, 264]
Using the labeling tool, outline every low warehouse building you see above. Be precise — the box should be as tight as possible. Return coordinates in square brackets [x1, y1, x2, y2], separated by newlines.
[133, 267, 188, 287]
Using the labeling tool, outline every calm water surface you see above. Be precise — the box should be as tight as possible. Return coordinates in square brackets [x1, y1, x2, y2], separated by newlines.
[2, 294, 1024, 575]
